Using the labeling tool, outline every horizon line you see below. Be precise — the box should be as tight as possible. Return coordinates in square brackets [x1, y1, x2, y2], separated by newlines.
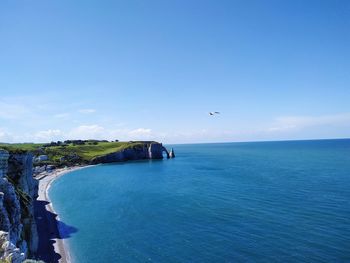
[1, 137, 349, 146]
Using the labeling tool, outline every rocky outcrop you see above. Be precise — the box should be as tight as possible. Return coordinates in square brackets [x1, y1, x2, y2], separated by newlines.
[0, 177, 22, 249]
[169, 148, 175, 158]
[7, 153, 39, 256]
[0, 150, 39, 261]
[148, 142, 168, 159]
[91, 142, 172, 164]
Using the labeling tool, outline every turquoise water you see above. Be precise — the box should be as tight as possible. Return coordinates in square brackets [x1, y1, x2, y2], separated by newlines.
[50, 139, 350, 262]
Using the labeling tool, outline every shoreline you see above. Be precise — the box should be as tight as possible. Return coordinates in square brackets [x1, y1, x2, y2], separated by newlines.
[37, 165, 92, 263]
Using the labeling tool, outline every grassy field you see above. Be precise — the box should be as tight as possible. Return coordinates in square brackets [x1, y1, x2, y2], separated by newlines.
[0, 141, 150, 166]
[0, 143, 45, 152]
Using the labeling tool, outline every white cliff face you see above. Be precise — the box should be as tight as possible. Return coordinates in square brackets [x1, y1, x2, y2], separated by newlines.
[0, 150, 21, 245]
[0, 150, 39, 260]
[0, 151, 11, 241]
[8, 154, 38, 200]
[7, 153, 39, 255]
[148, 143, 164, 159]
[90, 142, 171, 164]
[0, 177, 22, 245]
[0, 150, 9, 178]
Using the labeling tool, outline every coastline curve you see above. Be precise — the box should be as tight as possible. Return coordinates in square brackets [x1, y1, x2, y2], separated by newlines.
[36, 165, 93, 263]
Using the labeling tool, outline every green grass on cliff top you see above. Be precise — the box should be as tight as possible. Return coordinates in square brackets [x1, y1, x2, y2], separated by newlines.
[0, 143, 44, 152]
[46, 142, 147, 161]
[0, 141, 151, 163]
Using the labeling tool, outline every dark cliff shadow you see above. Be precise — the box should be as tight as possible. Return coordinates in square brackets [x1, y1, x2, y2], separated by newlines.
[34, 200, 78, 263]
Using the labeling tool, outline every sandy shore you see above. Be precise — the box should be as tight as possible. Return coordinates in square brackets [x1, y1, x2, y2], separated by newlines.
[37, 165, 91, 263]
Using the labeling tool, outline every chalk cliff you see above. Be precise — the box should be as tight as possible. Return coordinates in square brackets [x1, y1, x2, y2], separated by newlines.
[169, 148, 175, 158]
[0, 150, 39, 262]
[91, 142, 171, 164]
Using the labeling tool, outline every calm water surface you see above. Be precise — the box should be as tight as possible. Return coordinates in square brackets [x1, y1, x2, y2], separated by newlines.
[50, 139, 350, 262]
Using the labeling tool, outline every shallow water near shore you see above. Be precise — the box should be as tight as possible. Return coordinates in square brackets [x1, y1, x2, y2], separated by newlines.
[50, 139, 350, 262]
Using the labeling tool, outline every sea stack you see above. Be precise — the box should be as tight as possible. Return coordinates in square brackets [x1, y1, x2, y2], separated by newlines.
[169, 148, 175, 158]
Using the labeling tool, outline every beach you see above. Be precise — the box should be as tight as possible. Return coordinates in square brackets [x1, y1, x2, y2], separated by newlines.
[36, 165, 90, 263]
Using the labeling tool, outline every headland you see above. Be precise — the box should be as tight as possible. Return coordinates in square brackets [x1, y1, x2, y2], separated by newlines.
[0, 140, 174, 262]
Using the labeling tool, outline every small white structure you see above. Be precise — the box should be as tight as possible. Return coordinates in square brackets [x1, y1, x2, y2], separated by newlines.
[46, 165, 55, 172]
[36, 155, 49, 162]
[33, 166, 46, 174]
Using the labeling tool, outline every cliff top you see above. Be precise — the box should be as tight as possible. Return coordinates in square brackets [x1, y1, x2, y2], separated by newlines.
[0, 140, 159, 166]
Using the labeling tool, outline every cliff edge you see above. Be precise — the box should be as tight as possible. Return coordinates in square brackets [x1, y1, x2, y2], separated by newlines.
[90, 142, 173, 164]
[0, 150, 39, 262]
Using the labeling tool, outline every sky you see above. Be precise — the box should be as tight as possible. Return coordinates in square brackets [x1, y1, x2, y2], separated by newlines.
[0, 0, 349, 144]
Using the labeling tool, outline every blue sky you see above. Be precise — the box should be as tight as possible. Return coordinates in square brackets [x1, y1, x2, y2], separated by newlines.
[0, 0, 349, 143]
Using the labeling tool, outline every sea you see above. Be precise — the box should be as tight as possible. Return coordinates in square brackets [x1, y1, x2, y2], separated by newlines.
[49, 139, 350, 262]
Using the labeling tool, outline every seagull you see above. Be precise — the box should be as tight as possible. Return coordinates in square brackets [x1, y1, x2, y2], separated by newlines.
[209, 111, 220, 116]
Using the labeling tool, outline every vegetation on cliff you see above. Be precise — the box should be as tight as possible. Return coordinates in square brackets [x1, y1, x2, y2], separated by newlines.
[0, 141, 156, 167]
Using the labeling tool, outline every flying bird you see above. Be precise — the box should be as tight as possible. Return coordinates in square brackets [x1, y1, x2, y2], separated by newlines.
[209, 111, 220, 116]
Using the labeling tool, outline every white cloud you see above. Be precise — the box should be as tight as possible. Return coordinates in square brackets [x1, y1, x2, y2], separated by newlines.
[34, 129, 63, 142]
[128, 128, 152, 139]
[68, 125, 105, 139]
[267, 113, 350, 132]
[66, 126, 154, 141]
[2, 109, 350, 144]
[20, 125, 155, 142]
[0, 129, 14, 143]
[78, 109, 96, 114]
